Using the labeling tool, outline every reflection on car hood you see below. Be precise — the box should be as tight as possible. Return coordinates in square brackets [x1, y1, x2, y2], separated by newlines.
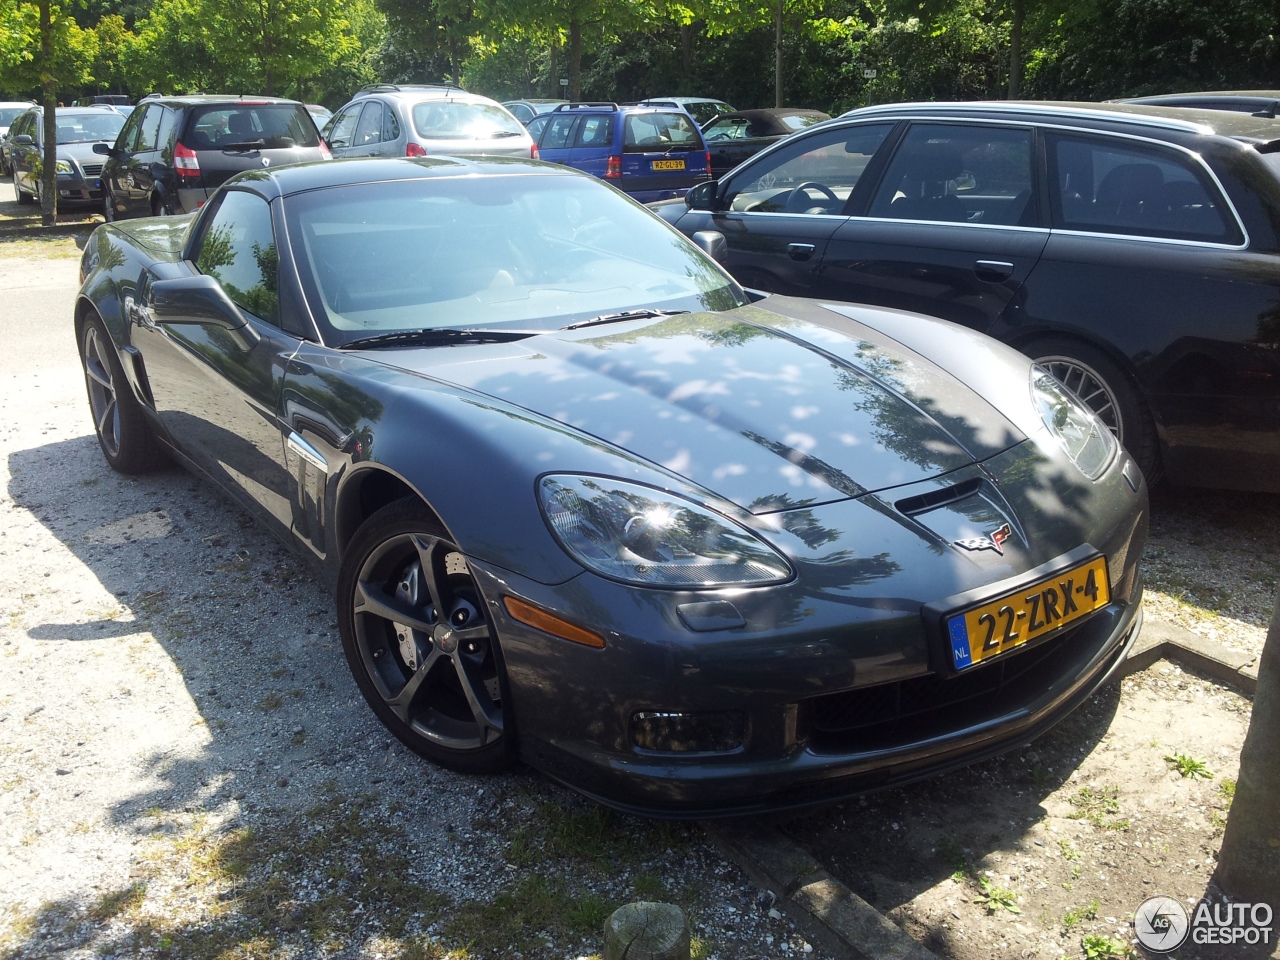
[369, 298, 1028, 512]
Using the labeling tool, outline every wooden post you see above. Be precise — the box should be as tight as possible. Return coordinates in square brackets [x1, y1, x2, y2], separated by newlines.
[603, 901, 691, 960]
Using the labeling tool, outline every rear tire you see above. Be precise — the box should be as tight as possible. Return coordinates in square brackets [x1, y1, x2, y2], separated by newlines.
[102, 187, 116, 222]
[1028, 337, 1159, 482]
[151, 193, 174, 217]
[78, 313, 166, 473]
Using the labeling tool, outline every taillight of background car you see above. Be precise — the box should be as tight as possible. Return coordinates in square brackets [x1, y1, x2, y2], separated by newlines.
[174, 142, 200, 181]
[406, 142, 426, 157]
[605, 155, 621, 179]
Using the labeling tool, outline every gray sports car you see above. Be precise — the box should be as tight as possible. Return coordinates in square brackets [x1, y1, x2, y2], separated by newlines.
[74, 156, 1148, 817]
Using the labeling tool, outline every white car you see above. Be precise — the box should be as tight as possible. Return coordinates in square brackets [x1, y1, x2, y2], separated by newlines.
[324, 84, 537, 160]
[0, 101, 36, 176]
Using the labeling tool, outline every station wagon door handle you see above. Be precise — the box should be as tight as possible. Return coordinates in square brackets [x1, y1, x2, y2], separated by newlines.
[974, 260, 1015, 282]
[787, 243, 816, 261]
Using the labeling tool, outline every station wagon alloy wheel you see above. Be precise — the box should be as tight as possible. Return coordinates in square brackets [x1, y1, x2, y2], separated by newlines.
[339, 501, 513, 774]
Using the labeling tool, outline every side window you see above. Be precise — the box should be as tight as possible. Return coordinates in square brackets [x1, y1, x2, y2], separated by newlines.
[115, 108, 144, 152]
[868, 123, 1034, 226]
[1047, 133, 1237, 243]
[575, 116, 613, 147]
[382, 105, 400, 142]
[508, 103, 532, 123]
[526, 114, 550, 142]
[156, 107, 176, 154]
[354, 102, 384, 146]
[134, 105, 164, 152]
[194, 191, 280, 326]
[725, 123, 893, 215]
[541, 114, 578, 150]
[327, 105, 361, 148]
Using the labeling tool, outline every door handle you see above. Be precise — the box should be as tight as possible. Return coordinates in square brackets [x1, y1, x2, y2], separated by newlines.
[974, 260, 1015, 282]
[787, 243, 816, 261]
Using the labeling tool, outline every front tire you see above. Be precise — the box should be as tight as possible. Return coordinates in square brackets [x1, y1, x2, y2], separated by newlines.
[79, 314, 165, 473]
[13, 172, 33, 205]
[1030, 337, 1158, 482]
[337, 499, 515, 774]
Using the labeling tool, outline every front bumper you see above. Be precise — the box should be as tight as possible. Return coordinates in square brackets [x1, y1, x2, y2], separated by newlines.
[469, 440, 1149, 817]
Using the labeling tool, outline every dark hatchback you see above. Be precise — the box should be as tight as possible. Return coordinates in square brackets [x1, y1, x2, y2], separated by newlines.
[96, 95, 329, 220]
[527, 102, 711, 202]
[655, 101, 1280, 493]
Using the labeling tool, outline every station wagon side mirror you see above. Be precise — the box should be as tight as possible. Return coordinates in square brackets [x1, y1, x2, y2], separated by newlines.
[14, 134, 33, 145]
[149, 275, 260, 347]
[691, 230, 728, 263]
[685, 180, 718, 211]
[92, 142, 113, 156]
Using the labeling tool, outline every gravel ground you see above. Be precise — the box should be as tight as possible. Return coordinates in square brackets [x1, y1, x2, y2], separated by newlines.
[0, 249, 830, 960]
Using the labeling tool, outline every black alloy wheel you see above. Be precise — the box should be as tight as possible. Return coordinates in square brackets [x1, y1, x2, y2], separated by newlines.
[338, 499, 514, 774]
[151, 193, 174, 217]
[1031, 337, 1158, 482]
[79, 314, 165, 473]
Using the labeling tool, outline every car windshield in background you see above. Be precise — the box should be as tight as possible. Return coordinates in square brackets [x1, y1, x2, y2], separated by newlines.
[623, 112, 700, 152]
[411, 101, 526, 140]
[56, 113, 127, 143]
[0, 107, 26, 126]
[781, 113, 826, 131]
[187, 104, 320, 149]
[286, 172, 744, 344]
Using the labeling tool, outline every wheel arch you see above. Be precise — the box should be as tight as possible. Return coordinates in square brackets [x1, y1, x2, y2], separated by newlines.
[334, 465, 447, 563]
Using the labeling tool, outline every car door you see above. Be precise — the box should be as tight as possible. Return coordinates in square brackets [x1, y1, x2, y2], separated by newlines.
[324, 102, 363, 157]
[123, 103, 165, 214]
[816, 120, 1048, 332]
[132, 189, 300, 533]
[683, 122, 895, 296]
[102, 107, 143, 214]
[348, 101, 387, 157]
[1030, 129, 1280, 490]
[533, 112, 580, 165]
[10, 113, 37, 193]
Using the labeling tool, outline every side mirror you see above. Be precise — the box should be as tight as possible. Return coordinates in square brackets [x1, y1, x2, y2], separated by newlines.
[150, 275, 261, 347]
[92, 142, 113, 156]
[15, 134, 33, 145]
[685, 179, 717, 211]
[691, 230, 728, 264]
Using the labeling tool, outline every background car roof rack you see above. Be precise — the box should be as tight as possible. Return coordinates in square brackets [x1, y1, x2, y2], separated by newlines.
[354, 83, 464, 98]
[553, 102, 620, 111]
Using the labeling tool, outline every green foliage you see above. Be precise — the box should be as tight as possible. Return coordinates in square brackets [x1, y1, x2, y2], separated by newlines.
[973, 875, 1020, 914]
[1062, 898, 1099, 931]
[1165, 753, 1214, 779]
[0, 1, 98, 96]
[1080, 933, 1134, 960]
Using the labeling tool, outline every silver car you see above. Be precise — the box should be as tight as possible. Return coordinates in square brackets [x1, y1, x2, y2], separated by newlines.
[8, 105, 126, 206]
[324, 84, 536, 160]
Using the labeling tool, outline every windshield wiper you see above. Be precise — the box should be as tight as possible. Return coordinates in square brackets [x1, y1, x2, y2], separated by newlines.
[341, 327, 539, 350]
[491, 131, 523, 138]
[562, 309, 689, 331]
[222, 139, 266, 152]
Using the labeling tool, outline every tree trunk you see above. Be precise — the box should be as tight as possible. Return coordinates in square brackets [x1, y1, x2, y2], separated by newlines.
[39, 0, 57, 227]
[1215, 585, 1280, 901]
[547, 39, 560, 99]
[1007, 0, 1024, 99]
[569, 17, 581, 101]
[680, 23, 694, 85]
[774, 0, 783, 108]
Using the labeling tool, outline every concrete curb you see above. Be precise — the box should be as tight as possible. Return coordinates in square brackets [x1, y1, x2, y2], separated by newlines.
[705, 615, 1258, 960]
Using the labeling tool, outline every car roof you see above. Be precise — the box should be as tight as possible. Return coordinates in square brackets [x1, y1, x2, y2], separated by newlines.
[138, 95, 305, 108]
[714, 108, 828, 121]
[837, 100, 1280, 143]
[234, 154, 578, 201]
[23, 105, 124, 116]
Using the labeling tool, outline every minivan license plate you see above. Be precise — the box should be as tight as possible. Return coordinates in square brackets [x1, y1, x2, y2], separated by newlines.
[947, 555, 1110, 670]
[652, 159, 685, 171]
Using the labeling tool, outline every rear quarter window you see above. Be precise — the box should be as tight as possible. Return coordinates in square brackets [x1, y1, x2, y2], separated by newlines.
[1047, 133, 1240, 244]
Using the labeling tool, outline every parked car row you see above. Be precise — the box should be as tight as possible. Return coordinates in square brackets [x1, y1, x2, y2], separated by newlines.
[8, 105, 127, 207]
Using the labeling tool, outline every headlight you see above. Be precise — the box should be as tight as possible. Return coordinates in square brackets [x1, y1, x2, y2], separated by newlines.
[54, 160, 73, 174]
[1030, 366, 1117, 480]
[538, 475, 792, 587]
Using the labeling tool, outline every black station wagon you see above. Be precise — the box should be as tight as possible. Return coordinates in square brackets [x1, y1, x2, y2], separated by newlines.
[656, 102, 1280, 493]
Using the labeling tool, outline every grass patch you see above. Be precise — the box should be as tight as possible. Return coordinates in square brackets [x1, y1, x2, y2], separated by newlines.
[0, 236, 84, 258]
[1062, 899, 1099, 931]
[1080, 933, 1133, 959]
[1068, 785, 1130, 831]
[1219, 777, 1236, 801]
[447, 873, 612, 955]
[88, 882, 147, 922]
[256, 692, 283, 712]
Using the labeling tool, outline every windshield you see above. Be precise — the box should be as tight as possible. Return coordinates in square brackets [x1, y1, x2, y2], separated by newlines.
[623, 113, 702, 152]
[285, 169, 745, 346]
[411, 101, 527, 140]
[0, 107, 26, 127]
[55, 112, 127, 143]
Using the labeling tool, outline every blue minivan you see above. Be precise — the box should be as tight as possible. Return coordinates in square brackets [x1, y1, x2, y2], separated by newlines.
[527, 102, 711, 202]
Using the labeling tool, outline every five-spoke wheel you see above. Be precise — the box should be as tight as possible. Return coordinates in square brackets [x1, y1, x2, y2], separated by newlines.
[338, 500, 513, 774]
[78, 314, 165, 473]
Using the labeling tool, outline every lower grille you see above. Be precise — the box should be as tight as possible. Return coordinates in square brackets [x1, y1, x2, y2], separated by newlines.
[805, 619, 1111, 754]
[81, 163, 104, 177]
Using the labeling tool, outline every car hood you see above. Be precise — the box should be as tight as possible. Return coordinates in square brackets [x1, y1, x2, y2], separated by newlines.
[59, 141, 113, 163]
[366, 298, 1029, 513]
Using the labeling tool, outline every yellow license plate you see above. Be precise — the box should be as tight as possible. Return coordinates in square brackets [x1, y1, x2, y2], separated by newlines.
[652, 159, 685, 171]
[947, 556, 1110, 670]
